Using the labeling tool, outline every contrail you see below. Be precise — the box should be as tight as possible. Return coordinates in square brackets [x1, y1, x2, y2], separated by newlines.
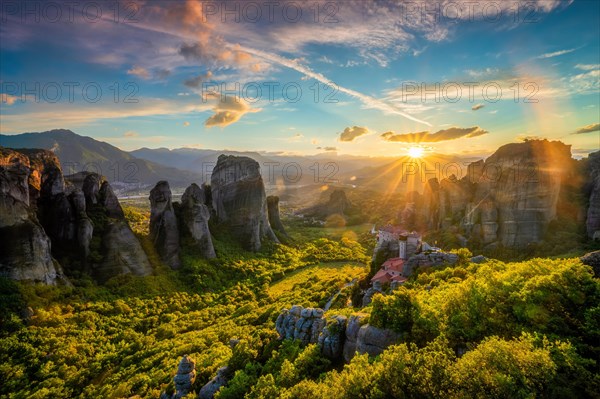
[235, 45, 432, 127]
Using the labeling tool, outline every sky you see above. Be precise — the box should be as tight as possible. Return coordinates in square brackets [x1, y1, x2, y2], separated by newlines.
[0, 0, 599, 157]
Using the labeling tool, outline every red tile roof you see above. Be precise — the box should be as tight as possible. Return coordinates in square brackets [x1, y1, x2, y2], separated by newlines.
[371, 269, 392, 284]
[382, 258, 404, 272]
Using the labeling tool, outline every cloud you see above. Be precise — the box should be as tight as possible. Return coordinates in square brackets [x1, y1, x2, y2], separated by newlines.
[472, 104, 485, 111]
[183, 121, 190, 127]
[155, 69, 171, 80]
[204, 96, 260, 128]
[238, 46, 432, 126]
[288, 133, 304, 142]
[184, 71, 213, 89]
[340, 126, 371, 142]
[381, 126, 488, 143]
[576, 64, 600, 71]
[127, 66, 150, 80]
[536, 48, 576, 59]
[1, 94, 19, 106]
[574, 123, 600, 134]
[123, 130, 139, 138]
[317, 146, 338, 152]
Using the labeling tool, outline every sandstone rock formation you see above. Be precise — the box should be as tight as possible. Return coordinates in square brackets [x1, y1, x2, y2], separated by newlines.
[199, 366, 229, 399]
[179, 183, 216, 258]
[211, 155, 277, 251]
[150, 181, 181, 269]
[266, 195, 288, 237]
[318, 315, 347, 359]
[585, 151, 600, 239]
[581, 250, 600, 276]
[275, 305, 401, 363]
[275, 305, 325, 345]
[173, 355, 196, 399]
[403, 252, 459, 276]
[301, 188, 356, 220]
[0, 147, 152, 284]
[342, 315, 365, 362]
[355, 323, 402, 358]
[0, 148, 64, 284]
[70, 173, 152, 282]
[419, 140, 572, 248]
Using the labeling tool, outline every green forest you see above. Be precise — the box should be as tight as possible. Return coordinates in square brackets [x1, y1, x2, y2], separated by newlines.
[1, 205, 599, 399]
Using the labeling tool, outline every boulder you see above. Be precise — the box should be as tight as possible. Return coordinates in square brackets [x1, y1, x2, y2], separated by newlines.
[343, 315, 365, 362]
[318, 315, 347, 359]
[581, 250, 600, 276]
[275, 305, 325, 345]
[210, 155, 277, 251]
[199, 366, 229, 399]
[180, 183, 216, 258]
[173, 355, 196, 399]
[471, 254, 487, 264]
[355, 324, 402, 358]
[150, 181, 180, 269]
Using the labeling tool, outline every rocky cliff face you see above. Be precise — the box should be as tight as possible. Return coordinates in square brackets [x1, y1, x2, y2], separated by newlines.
[210, 155, 277, 251]
[302, 189, 355, 219]
[179, 183, 216, 258]
[0, 147, 152, 284]
[420, 140, 573, 248]
[266, 195, 288, 237]
[0, 148, 65, 284]
[150, 181, 181, 269]
[69, 173, 153, 282]
[585, 151, 600, 239]
[275, 305, 401, 362]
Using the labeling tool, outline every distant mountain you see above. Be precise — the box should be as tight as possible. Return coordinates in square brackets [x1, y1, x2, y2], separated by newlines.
[0, 130, 202, 190]
[130, 147, 394, 190]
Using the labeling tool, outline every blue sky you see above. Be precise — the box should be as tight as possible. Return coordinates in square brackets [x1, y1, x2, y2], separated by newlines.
[0, 0, 598, 157]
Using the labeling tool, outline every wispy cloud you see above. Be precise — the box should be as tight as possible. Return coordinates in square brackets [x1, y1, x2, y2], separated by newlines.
[575, 64, 600, 71]
[204, 96, 261, 128]
[238, 45, 432, 126]
[536, 48, 576, 59]
[574, 123, 600, 134]
[381, 126, 488, 143]
[339, 126, 371, 142]
[127, 66, 151, 80]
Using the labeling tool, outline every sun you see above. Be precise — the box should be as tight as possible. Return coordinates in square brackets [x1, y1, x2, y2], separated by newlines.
[407, 146, 425, 158]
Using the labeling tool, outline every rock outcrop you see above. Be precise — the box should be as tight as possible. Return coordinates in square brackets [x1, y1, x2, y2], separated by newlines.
[198, 366, 229, 399]
[210, 155, 277, 251]
[301, 189, 356, 220]
[355, 323, 402, 358]
[318, 315, 347, 359]
[419, 140, 573, 248]
[275, 306, 401, 363]
[585, 151, 600, 239]
[179, 183, 216, 258]
[275, 305, 325, 345]
[581, 250, 600, 277]
[342, 315, 365, 362]
[0, 147, 153, 284]
[173, 355, 196, 399]
[0, 148, 64, 284]
[266, 195, 288, 237]
[403, 251, 459, 276]
[70, 173, 152, 282]
[150, 181, 181, 269]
